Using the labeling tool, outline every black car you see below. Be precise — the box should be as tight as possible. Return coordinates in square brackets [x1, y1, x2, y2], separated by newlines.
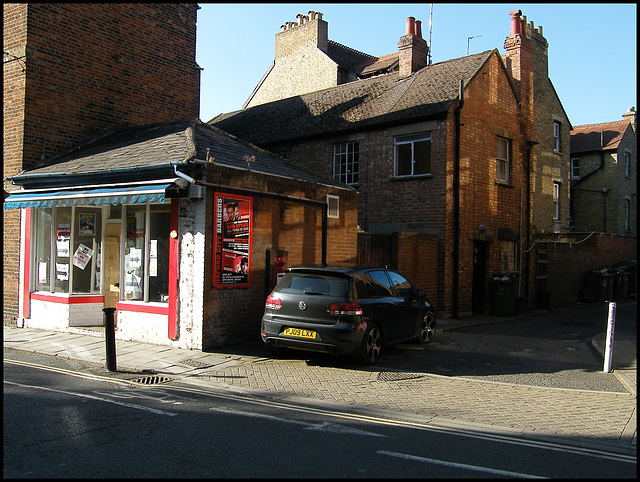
[261, 265, 436, 364]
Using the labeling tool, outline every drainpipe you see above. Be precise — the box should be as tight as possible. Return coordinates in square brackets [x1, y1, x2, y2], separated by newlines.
[452, 80, 464, 319]
[524, 140, 538, 302]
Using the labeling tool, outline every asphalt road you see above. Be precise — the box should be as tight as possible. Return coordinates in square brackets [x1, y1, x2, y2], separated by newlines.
[4, 351, 636, 478]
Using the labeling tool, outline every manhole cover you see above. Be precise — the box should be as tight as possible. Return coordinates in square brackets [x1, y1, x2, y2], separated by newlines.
[130, 375, 172, 385]
[377, 372, 423, 382]
[178, 358, 214, 369]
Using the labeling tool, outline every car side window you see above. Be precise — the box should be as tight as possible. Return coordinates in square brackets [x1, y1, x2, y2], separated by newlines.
[368, 270, 394, 297]
[387, 271, 415, 298]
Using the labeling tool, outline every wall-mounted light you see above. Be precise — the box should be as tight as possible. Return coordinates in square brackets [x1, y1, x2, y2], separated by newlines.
[479, 225, 488, 233]
[170, 230, 178, 239]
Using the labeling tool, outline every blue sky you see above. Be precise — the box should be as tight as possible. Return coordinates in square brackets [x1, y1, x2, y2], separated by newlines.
[196, 3, 637, 127]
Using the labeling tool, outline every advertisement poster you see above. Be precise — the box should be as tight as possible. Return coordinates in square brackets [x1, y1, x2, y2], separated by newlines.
[72, 243, 94, 270]
[78, 213, 96, 236]
[213, 193, 252, 288]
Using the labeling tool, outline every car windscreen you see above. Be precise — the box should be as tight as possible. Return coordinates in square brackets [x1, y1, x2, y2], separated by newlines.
[275, 273, 349, 296]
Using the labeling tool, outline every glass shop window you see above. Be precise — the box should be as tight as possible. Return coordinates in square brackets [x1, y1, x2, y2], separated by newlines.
[123, 204, 171, 302]
[33, 206, 101, 294]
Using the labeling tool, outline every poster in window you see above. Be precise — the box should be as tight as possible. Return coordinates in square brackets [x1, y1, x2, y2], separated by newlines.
[78, 213, 96, 236]
[213, 193, 252, 288]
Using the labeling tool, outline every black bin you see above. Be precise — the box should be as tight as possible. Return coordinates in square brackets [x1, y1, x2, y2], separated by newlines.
[490, 274, 517, 316]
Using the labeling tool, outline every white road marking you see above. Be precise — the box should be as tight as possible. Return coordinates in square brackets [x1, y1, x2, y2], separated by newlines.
[4, 380, 177, 416]
[208, 406, 387, 437]
[378, 450, 546, 478]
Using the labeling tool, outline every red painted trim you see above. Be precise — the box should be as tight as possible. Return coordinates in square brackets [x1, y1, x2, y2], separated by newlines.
[31, 293, 104, 304]
[22, 208, 31, 318]
[167, 198, 179, 339]
[116, 302, 169, 315]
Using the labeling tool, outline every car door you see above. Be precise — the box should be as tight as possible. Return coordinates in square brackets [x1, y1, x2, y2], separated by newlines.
[366, 269, 404, 344]
[385, 270, 423, 340]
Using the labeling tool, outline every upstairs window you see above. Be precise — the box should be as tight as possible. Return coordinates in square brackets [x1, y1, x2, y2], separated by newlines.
[625, 151, 631, 177]
[553, 181, 561, 221]
[333, 141, 359, 185]
[496, 136, 511, 183]
[553, 121, 562, 153]
[571, 158, 580, 179]
[394, 133, 431, 177]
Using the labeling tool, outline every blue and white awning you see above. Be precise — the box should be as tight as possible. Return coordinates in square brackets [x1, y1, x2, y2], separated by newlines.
[4, 183, 174, 210]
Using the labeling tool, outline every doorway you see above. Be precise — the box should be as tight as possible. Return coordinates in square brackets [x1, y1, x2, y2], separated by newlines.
[472, 240, 488, 314]
[103, 222, 121, 310]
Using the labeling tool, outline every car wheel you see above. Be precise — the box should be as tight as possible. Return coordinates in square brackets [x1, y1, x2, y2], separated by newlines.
[354, 323, 382, 365]
[416, 311, 436, 344]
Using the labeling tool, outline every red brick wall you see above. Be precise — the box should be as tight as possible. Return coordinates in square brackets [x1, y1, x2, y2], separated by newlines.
[201, 167, 358, 348]
[3, 3, 200, 325]
[540, 234, 636, 306]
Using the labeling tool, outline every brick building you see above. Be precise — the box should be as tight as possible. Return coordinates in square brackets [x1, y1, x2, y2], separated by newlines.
[3, 3, 201, 325]
[570, 108, 637, 236]
[212, 9, 572, 317]
[5, 119, 357, 348]
[4, 4, 357, 349]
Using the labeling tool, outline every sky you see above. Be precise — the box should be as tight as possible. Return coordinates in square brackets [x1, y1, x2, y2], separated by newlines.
[195, 3, 637, 127]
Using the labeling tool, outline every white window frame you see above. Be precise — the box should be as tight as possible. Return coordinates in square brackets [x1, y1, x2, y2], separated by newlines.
[553, 121, 562, 153]
[553, 181, 561, 221]
[333, 141, 359, 185]
[570, 158, 580, 179]
[326, 195, 339, 219]
[625, 151, 631, 178]
[496, 136, 511, 183]
[394, 133, 432, 177]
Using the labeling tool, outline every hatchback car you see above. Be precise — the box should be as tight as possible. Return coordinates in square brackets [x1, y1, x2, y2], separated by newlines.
[261, 265, 436, 364]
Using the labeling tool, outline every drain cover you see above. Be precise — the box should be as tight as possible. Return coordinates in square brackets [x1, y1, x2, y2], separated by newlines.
[377, 372, 423, 382]
[130, 375, 172, 385]
[178, 358, 213, 369]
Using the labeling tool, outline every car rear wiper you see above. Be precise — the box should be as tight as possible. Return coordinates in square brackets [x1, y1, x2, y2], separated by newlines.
[304, 291, 326, 296]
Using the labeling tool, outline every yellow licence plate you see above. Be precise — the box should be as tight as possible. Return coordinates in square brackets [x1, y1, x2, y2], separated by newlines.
[283, 327, 317, 339]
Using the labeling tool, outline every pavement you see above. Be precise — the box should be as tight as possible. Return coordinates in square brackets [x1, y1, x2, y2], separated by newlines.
[3, 303, 636, 456]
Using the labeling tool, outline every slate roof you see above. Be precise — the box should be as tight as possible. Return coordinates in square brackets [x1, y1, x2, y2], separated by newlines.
[8, 118, 350, 191]
[570, 119, 632, 154]
[326, 40, 376, 72]
[211, 50, 496, 145]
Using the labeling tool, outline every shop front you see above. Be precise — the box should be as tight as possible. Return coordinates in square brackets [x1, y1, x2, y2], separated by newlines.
[4, 118, 358, 350]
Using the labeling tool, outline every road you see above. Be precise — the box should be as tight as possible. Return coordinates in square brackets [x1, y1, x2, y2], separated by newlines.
[4, 349, 636, 478]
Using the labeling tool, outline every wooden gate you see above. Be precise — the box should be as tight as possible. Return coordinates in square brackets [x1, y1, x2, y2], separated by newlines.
[357, 233, 394, 268]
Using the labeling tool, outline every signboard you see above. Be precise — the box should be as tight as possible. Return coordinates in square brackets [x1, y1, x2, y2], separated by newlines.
[213, 193, 252, 288]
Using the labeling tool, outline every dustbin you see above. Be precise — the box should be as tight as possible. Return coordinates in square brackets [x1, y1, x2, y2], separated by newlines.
[490, 274, 517, 316]
[584, 268, 613, 302]
[612, 269, 629, 300]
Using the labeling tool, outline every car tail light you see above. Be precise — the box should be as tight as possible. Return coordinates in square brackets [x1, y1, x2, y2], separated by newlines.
[327, 302, 363, 316]
[265, 295, 282, 310]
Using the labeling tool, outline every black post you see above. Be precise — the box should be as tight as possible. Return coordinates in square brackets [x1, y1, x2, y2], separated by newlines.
[103, 307, 117, 372]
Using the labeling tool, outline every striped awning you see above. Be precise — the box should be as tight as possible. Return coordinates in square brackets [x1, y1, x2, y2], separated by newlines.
[3, 183, 173, 210]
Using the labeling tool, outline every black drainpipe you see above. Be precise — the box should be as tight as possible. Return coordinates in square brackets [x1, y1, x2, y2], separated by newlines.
[452, 80, 464, 319]
[524, 140, 538, 302]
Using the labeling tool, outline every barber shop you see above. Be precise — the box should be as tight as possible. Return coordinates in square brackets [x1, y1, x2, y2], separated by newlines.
[4, 118, 358, 350]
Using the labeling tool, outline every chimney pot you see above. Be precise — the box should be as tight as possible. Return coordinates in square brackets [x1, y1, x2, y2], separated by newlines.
[509, 10, 522, 35]
[406, 17, 416, 36]
[316, 12, 323, 21]
[308, 11, 315, 20]
[415, 20, 422, 38]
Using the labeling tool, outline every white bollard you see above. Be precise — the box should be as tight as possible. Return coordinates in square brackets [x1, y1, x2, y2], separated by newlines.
[603, 301, 616, 373]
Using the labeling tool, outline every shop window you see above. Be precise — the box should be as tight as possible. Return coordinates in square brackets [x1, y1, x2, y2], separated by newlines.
[124, 204, 171, 302]
[33, 206, 101, 294]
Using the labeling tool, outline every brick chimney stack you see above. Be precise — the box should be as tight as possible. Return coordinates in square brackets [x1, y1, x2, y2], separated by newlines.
[398, 16, 429, 78]
[276, 10, 328, 59]
[622, 107, 636, 132]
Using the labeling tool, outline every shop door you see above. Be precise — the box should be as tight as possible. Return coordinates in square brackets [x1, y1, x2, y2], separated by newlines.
[104, 223, 121, 309]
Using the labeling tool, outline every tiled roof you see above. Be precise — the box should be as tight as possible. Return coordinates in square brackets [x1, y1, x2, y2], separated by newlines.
[353, 52, 399, 77]
[10, 118, 350, 190]
[211, 50, 495, 145]
[570, 119, 631, 153]
[326, 40, 376, 72]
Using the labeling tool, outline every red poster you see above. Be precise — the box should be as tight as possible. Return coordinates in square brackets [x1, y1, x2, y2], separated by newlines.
[213, 193, 252, 288]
